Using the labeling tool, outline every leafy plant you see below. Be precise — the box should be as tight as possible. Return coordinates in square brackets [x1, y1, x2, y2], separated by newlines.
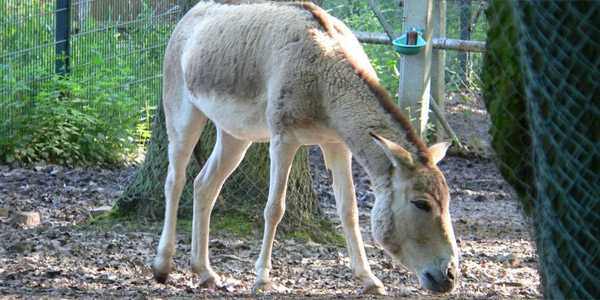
[0, 72, 138, 167]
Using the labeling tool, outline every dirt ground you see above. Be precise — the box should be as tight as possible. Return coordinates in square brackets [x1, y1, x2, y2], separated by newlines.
[0, 91, 541, 299]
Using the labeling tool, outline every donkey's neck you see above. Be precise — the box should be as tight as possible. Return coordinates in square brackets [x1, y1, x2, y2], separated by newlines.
[325, 76, 420, 182]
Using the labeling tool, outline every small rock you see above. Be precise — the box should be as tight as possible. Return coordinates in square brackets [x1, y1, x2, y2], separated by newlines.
[0, 207, 9, 218]
[111, 223, 125, 232]
[230, 240, 250, 250]
[46, 270, 62, 278]
[89, 205, 112, 217]
[10, 241, 33, 254]
[305, 240, 321, 248]
[474, 195, 486, 202]
[362, 192, 375, 203]
[508, 256, 522, 268]
[12, 211, 41, 227]
[49, 239, 63, 251]
[499, 253, 522, 268]
[210, 239, 226, 249]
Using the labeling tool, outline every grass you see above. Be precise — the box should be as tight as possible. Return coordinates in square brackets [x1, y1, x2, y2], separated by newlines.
[87, 206, 345, 246]
[287, 219, 346, 247]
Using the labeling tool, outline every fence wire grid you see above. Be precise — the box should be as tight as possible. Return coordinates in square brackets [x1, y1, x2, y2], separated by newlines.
[1, 0, 181, 141]
[484, 1, 599, 298]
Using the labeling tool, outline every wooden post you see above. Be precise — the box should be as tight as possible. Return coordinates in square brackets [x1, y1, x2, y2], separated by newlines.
[397, 0, 433, 138]
[432, 0, 446, 142]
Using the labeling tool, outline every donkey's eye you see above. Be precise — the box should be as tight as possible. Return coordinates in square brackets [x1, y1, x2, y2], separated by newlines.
[411, 200, 431, 212]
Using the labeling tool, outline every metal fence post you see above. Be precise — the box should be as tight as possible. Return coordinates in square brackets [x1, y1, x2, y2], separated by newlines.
[55, 0, 71, 75]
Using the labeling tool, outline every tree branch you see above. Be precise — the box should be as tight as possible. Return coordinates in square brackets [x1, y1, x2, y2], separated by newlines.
[354, 31, 486, 53]
[367, 0, 398, 39]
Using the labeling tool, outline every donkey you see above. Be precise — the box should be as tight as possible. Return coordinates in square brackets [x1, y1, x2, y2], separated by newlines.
[152, 1, 459, 295]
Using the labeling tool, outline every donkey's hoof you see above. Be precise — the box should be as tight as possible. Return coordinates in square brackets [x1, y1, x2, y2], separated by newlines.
[361, 282, 387, 295]
[251, 279, 272, 294]
[152, 267, 170, 284]
[198, 271, 221, 289]
[152, 260, 172, 284]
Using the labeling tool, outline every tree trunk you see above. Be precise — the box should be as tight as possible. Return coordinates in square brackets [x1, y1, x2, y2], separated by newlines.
[115, 101, 335, 242]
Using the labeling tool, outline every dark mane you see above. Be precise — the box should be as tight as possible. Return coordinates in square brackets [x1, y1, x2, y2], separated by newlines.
[297, 2, 432, 164]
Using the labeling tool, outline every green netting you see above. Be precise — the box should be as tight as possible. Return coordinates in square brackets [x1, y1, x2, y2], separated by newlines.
[485, 1, 599, 298]
[482, 0, 535, 213]
[516, 2, 600, 298]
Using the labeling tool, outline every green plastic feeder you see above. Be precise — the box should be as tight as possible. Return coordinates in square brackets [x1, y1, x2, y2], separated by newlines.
[393, 29, 426, 55]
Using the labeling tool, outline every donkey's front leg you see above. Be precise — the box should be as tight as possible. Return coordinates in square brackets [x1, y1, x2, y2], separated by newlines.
[321, 143, 386, 295]
[253, 139, 299, 293]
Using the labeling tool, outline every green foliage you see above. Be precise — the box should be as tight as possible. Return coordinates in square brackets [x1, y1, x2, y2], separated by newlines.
[324, 1, 401, 93]
[0, 72, 138, 167]
[1, 0, 174, 166]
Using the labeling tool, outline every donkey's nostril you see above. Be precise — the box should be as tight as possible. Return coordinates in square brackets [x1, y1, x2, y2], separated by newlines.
[424, 271, 436, 283]
[447, 267, 455, 280]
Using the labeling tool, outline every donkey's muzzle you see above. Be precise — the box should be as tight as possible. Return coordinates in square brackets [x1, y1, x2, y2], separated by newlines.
[419, 264, 457, 293]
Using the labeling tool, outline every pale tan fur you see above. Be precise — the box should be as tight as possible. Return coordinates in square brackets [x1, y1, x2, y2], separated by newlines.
[154, 1, 458, 295]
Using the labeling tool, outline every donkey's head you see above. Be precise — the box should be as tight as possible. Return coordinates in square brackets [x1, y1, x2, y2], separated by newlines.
[370, 134, 458, 293]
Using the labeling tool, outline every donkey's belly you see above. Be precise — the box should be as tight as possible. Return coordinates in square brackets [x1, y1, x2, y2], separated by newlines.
[189, 91, 271, 142]
[188, 90, 342, 145]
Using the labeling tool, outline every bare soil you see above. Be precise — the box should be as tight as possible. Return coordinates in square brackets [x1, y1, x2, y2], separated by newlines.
[0, 159, 540, 299]
[0, 91, 541, 299]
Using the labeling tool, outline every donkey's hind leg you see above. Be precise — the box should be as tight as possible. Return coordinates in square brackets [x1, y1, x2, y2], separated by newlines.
[191, 129, 251, 288]
[153, 101, 207, 283]
[253, 138, 300, 293]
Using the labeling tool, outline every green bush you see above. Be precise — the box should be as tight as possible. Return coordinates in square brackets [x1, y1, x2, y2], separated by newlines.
[1, 0, 168, 167]
[0, 73, 138, 167]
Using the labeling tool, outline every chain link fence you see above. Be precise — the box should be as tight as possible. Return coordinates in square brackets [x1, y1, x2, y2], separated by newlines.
[484, 1, 598, 298]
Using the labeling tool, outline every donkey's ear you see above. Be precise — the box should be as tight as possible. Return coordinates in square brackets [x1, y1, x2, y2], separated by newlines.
[370, 132, 415, 169]
[429, 142, 451, 165]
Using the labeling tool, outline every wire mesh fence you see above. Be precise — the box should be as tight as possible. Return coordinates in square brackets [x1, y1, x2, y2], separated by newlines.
[1, 0, 486, 150]
[1, 0, 181, 144]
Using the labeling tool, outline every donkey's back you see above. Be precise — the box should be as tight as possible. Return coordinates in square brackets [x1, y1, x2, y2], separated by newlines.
[164, 2, 332, 142]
